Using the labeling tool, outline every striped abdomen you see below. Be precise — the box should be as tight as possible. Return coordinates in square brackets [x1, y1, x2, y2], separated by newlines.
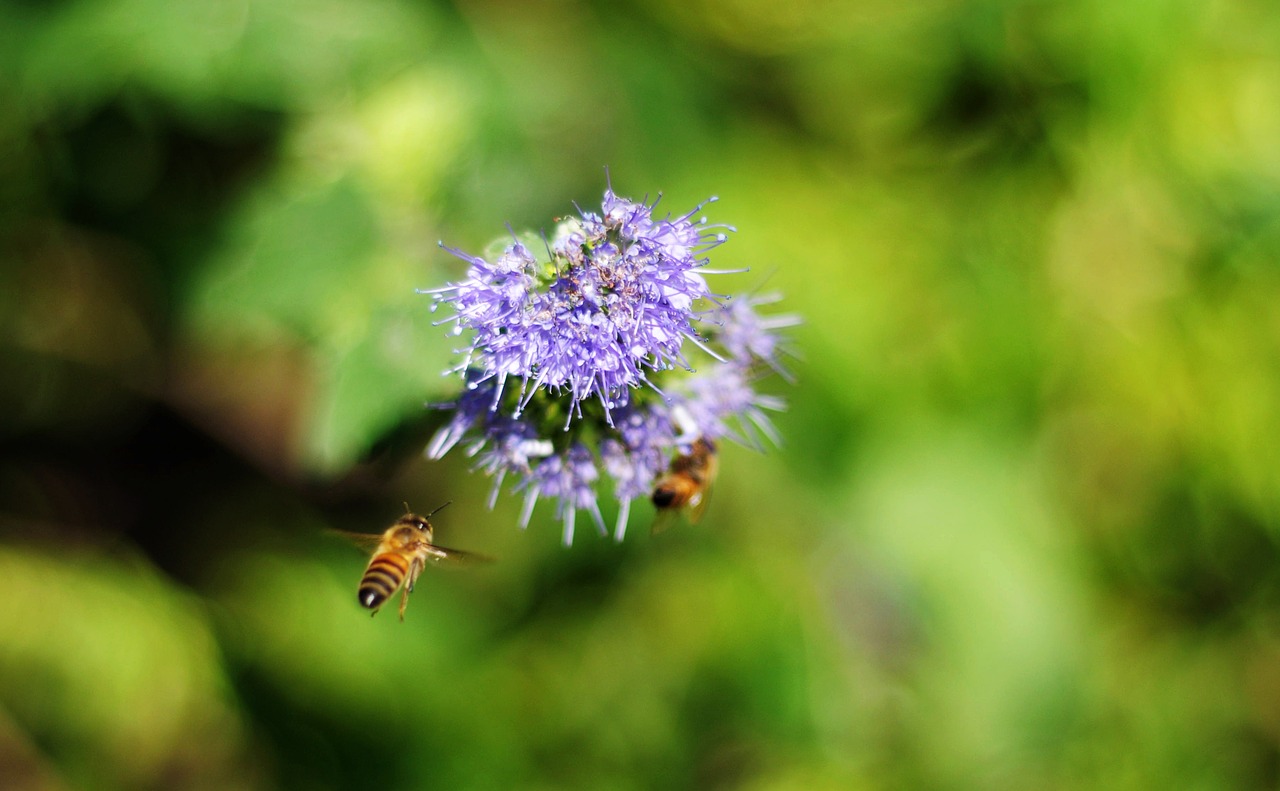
[358, 552, 411, 610]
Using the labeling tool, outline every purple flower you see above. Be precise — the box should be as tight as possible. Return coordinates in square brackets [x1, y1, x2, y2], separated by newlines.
[672, 364, 786, 451]
[423, 183, 795, 543]
[515, 444, 606, 546]
[428, 190, 730, 422]
[710, 292, 800, 379]
[600, 406, 674, 539]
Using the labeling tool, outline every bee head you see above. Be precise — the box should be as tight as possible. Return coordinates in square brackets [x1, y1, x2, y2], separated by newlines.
[412, 500, 452, 527]
[651, 487, 676, 508]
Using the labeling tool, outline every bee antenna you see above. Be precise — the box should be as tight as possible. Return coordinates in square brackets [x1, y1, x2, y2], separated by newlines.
[424, 501, 453, 520]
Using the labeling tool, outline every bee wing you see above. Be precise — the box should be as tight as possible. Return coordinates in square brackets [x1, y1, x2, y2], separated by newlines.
[688, 484, 714, 525]
[420, 543, 495, 568]
[328, 529, 386, 552]
[650, 508, 681, 536]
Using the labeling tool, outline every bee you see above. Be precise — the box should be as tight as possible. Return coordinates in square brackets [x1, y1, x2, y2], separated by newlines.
[348, 503, 488, 621]
[651, 437, 719, 532]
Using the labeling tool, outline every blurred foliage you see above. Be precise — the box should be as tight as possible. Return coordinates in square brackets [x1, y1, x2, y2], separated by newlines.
[3, 0, 1280, 789]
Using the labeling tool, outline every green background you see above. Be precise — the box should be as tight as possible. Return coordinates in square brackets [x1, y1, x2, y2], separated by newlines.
[3, 0, 1280, 788]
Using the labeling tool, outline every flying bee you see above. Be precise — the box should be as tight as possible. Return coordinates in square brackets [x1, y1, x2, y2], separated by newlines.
[345, 503, 489, 621]
[651, 437, 719, 533]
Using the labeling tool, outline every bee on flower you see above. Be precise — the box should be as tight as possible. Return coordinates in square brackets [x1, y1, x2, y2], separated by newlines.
[422, 182, 797, 544]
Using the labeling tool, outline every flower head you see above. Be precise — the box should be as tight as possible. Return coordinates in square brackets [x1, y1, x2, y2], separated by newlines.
[424, 184, 795, 543]
[428, 189, 731, 422]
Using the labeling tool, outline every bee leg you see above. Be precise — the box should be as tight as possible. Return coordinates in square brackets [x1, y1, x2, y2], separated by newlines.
[406, 557, 425, 593]
[399, 558, 425, 622]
